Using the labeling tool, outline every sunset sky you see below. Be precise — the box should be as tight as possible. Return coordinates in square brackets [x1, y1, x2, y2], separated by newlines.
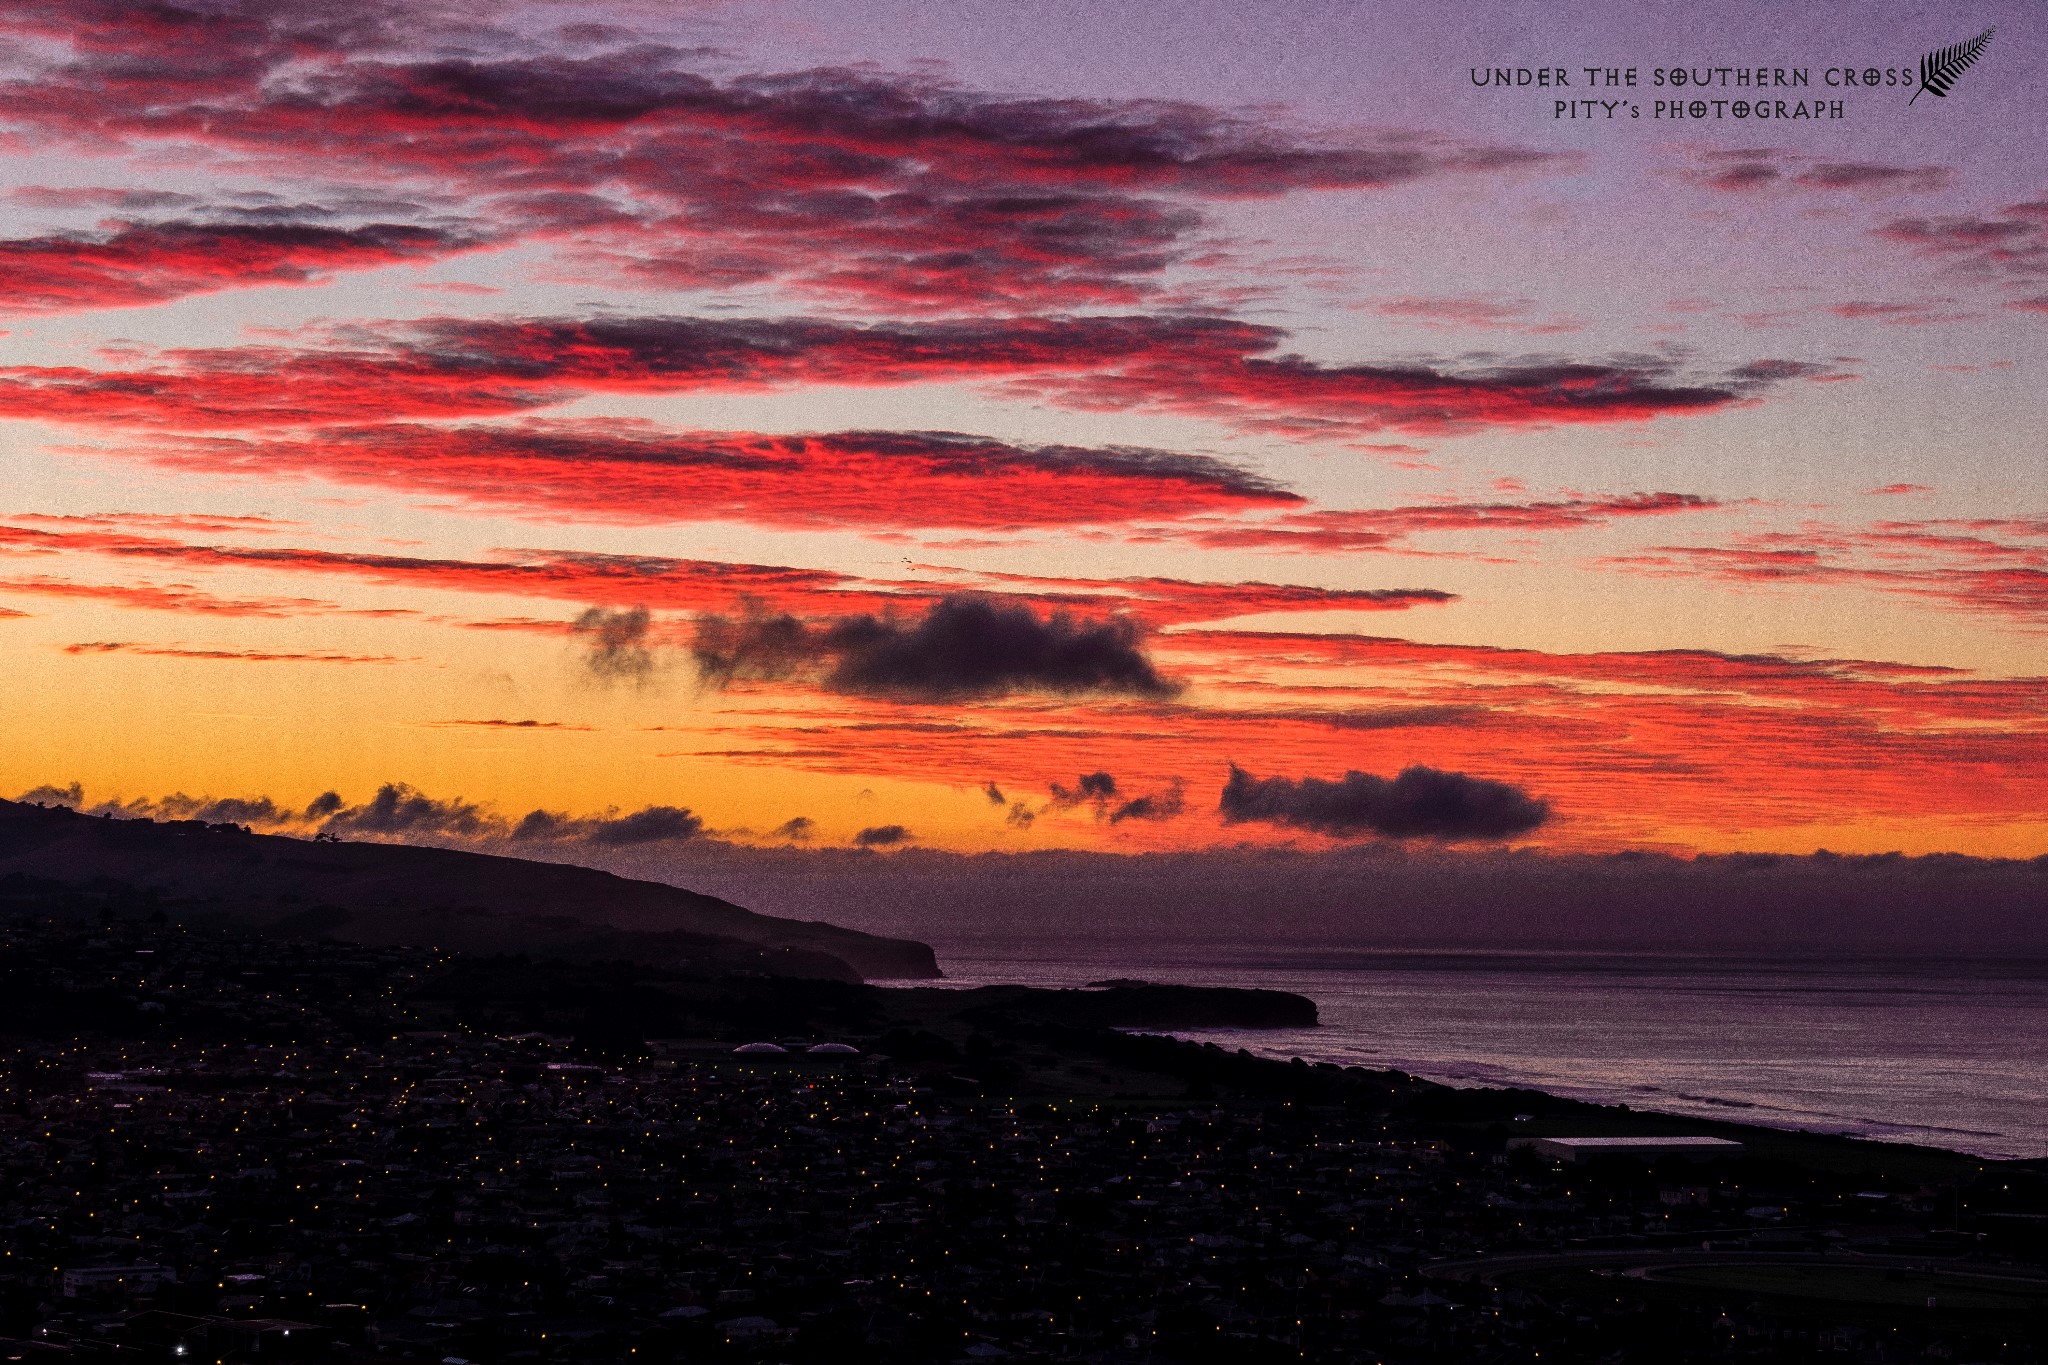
[2, 0, 2043, 858]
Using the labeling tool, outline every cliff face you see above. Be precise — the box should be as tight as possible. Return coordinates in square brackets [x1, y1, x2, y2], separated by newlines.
[0, 800, 940, 981]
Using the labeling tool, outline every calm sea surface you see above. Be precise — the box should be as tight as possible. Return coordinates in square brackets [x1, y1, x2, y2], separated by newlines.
[885, 940, 2048, 1160]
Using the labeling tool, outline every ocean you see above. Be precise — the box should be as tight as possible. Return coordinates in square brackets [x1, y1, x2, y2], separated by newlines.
[885, 939, 2048, 1161]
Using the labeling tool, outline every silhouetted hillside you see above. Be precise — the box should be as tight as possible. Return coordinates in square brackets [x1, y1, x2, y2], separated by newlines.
[0, 799, 938, 980]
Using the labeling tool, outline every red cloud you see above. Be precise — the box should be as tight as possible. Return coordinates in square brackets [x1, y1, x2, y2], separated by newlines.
[60, 641, 414, 663]
[1876, 200, 2048, 275]
[13, 519, 2033, 847]
[0, 313, 1268, 429]
[1794, 163, 1954, 193]
[1016, 353, 1822, 440]
[1687, 150, 1954, 195]
[653, 634, 2047, 845]
[0, 516, 889, 616]
[596, 192, 1202, 312]
[1162, 492, 1721, 554]
[0, 352, 548, 429]
[0, 220, 488, 313]
[1168, 628, 1983, 696]
[0, 313, 1812, 442]
[0, 514, 1450, 630]
[1874, 197, 2048, 312]
[925, 567, 1456, 627]
[0, 6, 1564, 311]
[136, 421, 1300, 530]
[3, 511, 303, 536]
[0, 574, 347, 616]
[1827, 300, 1976, 326]
[425, 718, 594, 730]
[1599, 518, 2048, 625]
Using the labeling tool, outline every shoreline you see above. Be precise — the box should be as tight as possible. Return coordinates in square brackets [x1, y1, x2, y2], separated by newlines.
[1185, 1037, 2041, 1164]
[888, 945, 2048, 1166]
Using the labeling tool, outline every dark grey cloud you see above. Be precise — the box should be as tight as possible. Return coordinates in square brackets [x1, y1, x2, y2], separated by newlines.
[827, 597, 1177, 701]
[853, 824, 911, 848]
[772, 816, 815, 842]
[303, 786, 706, 847]
[572, 604, 657, 684]
[17, 779, 718, 853]
[1044, 770, 1185, 824]
[14, 782, 294, 827]
[1049, 771, 1119, 811]
[149, 793, 293, 825]
[1219, 764, 1550, 840]
[691, 607, 812, 687]
[692, 594, 1179, 703]
[514, 804, 704, 846]
[318, 783, 496, 838]
[15, 781, 86, 806]
[982, 781, 1007, 806]
[40, 780, 709, 848]
[1110, 779, 1186, 824]
[585, 806, 702, 845]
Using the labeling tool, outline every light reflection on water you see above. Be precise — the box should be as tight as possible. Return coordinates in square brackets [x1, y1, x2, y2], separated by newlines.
[887, 941, 2048, 1160]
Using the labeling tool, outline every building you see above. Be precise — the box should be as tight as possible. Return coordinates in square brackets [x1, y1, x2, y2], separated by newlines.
[1511, 1136, 1744, 1163]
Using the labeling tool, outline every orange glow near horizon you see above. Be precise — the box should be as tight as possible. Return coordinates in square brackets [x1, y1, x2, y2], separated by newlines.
[1, 2, 2044, 863]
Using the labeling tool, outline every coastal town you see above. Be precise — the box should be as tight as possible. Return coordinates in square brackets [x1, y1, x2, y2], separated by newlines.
[2, 911, 2044, 1363]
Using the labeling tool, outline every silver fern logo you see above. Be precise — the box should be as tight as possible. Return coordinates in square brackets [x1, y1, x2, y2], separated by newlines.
[1912, 26, 1994, 104]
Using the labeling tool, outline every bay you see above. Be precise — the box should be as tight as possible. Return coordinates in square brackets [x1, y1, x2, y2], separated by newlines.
[892, 938, 2048, 1160]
